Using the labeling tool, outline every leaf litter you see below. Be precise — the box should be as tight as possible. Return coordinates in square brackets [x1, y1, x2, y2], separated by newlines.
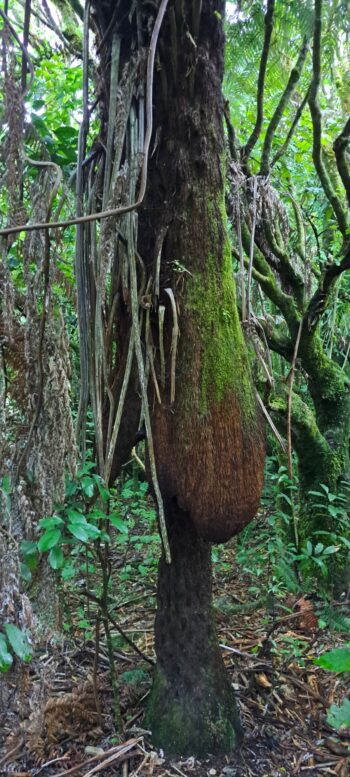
[1, 539, 349, 777]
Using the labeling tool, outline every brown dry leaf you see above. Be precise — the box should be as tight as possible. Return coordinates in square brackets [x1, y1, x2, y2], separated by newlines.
[10, 773, 31, 777]
[324, 738, 350, 757]
[307, 674, 320, 695]
[295, 597, 318, 631]
[255, 673, 272, 688]
[335, 758, 349, 776]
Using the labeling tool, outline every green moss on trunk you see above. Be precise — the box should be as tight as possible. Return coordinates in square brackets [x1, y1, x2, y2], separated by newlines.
[184, 195, 255, 420]
[146, 666, 238, 756]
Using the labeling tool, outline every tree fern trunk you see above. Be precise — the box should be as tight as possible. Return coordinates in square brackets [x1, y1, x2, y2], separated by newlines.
[146, 501, 242, 756]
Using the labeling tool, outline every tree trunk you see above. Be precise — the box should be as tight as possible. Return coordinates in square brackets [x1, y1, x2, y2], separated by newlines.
[140, 0, 264, 752]
[88, 0, 264, 754]
[140, 0, 264, 543]
[146, 500, 242, 756]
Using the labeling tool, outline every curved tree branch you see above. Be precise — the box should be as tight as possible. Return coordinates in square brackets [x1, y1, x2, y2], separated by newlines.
[333, 116, 350, 207]
[270, 389, 334, 473]
[241, 223, 300, 330]
[262, 206, 305, 307]
[242, 0, 275, 162]
[309, 0, 348, 237]
[260, 37, 309, 176]
[224, 99, 238, 162]
[271, 87, 310, 168]
[304, 245, 350, 331]
[257, 319, 294, 362]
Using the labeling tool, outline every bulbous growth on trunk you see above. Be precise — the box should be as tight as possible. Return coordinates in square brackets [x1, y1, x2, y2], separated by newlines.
[142, 0, 265, 543]
[152, 242, 265, 542]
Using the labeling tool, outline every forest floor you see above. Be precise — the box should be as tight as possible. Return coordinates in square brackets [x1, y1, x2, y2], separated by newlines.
[1, 521, 350, 777]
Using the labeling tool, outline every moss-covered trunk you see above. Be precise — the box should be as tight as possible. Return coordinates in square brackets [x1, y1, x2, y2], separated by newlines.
[295, 333, 350, 588]
[90, 0, 264, 753]
[146, 501, 242, 755]
[271, 330, 350, 589]
[138, 0, 264, 753]
[139, 0, 264, 543]
[297, 330, 350, 505]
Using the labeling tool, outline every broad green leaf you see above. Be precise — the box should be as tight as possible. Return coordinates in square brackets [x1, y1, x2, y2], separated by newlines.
[315, 648, 350, 673]
[81, 477, 94, 497]
[49, 546, 64, 569]
[65, 478, 78, 497]
[87, 509, 105, 521]
[54, 126, 79, 141]
[38, 529, 62, 552]
[0, 633, 13, 672]
[67, 523, 90, 542]
[39, 515, 64, 529]
[77, 461, 95, 476]
[21, 540, 38, 556]
[327, 699, 350, 731]
[109, 513, 128, 534]
[4, 624, 32, 663]
[66, 510, 88, 525]
[84, 524, 101, 538]
[96, 481, 110, 502]
[323, 545, 340, 555]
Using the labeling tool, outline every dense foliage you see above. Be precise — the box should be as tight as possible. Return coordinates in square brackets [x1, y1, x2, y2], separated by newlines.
[1, 0, 350, 762]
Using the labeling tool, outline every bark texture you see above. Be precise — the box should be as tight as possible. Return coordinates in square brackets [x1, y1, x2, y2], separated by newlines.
[90, 0, 265, 754]
[140, 0, 265, 543]
[145, 502, 242, 755]
[141, 0, 264, 752]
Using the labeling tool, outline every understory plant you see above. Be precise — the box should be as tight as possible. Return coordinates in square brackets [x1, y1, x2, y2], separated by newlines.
[315, 648, 350, 732]
[20, 461, 158, 730]
[235, 456, 350, 602]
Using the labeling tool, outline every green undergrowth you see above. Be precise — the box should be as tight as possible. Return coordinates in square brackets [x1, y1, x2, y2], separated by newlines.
[212, 453, 350, 640]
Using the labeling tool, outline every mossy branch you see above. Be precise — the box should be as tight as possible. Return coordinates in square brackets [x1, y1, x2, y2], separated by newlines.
[263, 210, 305, 307]
[333, 116, 350, 208]
[258, 321, 294, 362]
[285, 191, 306, 262]
[304, 245, 350, 331]
[260, 37, 309, 176]
[269, 388, 331, 466]
[241, 223, 300, 330]
[299, 328, 349, 405]
[309, 0, 348, 238]
[243, 0, 275, 161]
